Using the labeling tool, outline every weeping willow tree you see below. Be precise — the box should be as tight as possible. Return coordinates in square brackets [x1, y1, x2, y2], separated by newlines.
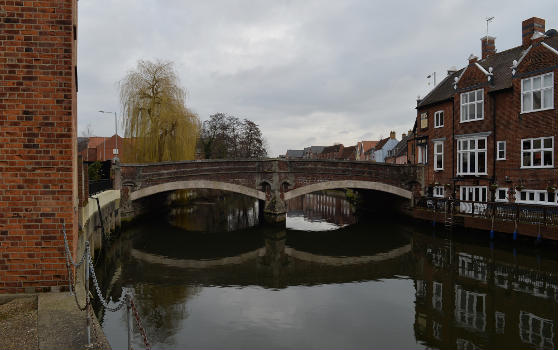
[120, 60, 200, 163]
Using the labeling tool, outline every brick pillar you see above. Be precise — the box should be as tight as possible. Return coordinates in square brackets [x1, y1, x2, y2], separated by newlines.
[0, 0, 78, 293]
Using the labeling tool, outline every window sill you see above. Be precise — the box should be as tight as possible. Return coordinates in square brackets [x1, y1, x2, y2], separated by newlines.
[496, 158, 506, 161]
[434, 125, 444, 129]
[520, 166, 554, 169]
[459, 118, 484, 124]
[456, 173, 488, 176]
[520, 107, 554, 114]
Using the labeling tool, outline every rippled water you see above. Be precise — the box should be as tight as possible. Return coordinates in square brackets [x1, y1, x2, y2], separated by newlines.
[93, 191, 558, 349]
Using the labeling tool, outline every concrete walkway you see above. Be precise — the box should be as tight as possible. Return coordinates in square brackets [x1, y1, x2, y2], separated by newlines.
[38, 292, 111, 350]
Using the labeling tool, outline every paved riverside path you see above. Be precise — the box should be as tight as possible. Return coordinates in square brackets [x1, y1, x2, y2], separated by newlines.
[38, 292, 111, 350]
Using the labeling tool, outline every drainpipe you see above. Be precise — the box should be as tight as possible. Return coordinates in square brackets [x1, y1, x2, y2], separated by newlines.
[451, 96, 455, 198]
[492, 92, 497, 201]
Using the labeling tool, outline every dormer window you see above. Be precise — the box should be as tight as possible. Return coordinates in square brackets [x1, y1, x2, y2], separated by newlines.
[460, 89, 484, 122]
[521, 73, 553, 113]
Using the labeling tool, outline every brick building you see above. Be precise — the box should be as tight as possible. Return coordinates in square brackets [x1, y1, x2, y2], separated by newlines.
[0, 0, 78, 292]
[410, 17, 558, 207]
[386, 132, 413, 164]
[318, 144, 344, 159]
[355, 141, 378, 160]
[78, 135, 124, 162]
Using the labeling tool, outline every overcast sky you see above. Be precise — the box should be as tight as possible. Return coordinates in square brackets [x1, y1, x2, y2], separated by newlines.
[77, 0, 556, 156]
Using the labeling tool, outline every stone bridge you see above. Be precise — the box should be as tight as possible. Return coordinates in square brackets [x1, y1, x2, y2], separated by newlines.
[118, 159, 424, 222]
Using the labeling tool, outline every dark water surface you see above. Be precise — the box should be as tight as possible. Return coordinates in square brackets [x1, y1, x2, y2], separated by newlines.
[94, 191, 558, 349]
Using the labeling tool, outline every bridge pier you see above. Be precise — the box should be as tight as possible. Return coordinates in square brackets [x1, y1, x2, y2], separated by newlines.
[263, 193, 287, 224]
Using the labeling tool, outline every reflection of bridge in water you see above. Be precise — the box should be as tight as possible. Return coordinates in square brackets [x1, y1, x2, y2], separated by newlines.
[125, 227, 414, 289]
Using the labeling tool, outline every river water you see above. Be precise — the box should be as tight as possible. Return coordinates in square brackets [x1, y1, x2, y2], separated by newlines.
[93, 191, 558, 349]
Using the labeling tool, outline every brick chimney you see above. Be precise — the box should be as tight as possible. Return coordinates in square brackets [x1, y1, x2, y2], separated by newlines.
[481, 36, 496, 59]
[402, 133, 406, 139]
[468, 54, 478, 64]
[522, 17, 545, 47]
[390, 131, 396, 139]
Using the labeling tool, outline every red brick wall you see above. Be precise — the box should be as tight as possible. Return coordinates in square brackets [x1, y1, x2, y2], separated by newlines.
[414, 40, 558, 201]
[0, 0, 78, 293]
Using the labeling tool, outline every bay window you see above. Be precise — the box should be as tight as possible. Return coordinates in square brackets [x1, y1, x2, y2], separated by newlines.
[460, 89, 484, 122]
[457, 136, 487, 175]
[521, 72, 553, 113]
[521, 137, 553, 168]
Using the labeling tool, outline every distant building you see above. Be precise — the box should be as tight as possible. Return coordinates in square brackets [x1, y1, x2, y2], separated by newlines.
[355, 141, 378, 160]
[285, 149, 304, 159]
[303, 146, 326, 159]
[367, 131, 399, 162]
[79, 135, 124, 162]
[386, 131, 413, 164]
[319, 144, 344, 159]
[341, 145, 357, 160]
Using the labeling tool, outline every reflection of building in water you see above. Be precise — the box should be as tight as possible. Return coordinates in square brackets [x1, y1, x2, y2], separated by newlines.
[413, 232, 557, 350]
[169, 191, 259, 232]
[286, 192, 356, 227]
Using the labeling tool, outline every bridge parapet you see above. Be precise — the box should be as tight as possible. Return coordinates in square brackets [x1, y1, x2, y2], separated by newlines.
[120, 159, 424, 222]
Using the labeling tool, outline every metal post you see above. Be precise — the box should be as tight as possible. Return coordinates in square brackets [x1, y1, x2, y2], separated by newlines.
[114, 111, 118, 155]
[85, 242, 91, 346]
[127, 295, 133, 350]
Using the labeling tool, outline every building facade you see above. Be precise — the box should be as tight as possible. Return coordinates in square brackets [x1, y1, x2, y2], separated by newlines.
[368, 132, 399, 162]
[0, 0, 78, 293]
[411, 17, 558, 206]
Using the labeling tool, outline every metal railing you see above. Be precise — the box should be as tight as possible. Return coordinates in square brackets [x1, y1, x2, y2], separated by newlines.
[415, 197, 558, 227]
[63, 224, 151, 350]
[89, 179, 113, 196]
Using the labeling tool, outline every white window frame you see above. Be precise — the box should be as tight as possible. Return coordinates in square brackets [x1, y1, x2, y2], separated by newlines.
[433, 186, 445, 198]
[495, 188, 508, 202]
[496, 141, 506, 160]
[519, 311, 554, 349]
[433, 141, 443, 171]
[516, 189, 558, 206]
[432, 281, 443, 312]
[460, 89, 484, 122]
[521, 72, 554, 113]
[455, 285, 486, 332]
[457, 136, 487, 175]
[434, 110, 444, 128]
[459, 186, 488, 214]
[521, 137, 554, 168]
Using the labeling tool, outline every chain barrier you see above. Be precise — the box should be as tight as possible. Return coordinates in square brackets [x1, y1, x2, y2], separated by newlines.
[131, 299, 152, 350]
[62, 223, 151, 350]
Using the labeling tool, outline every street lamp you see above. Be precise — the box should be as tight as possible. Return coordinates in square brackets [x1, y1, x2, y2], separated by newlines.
[98, 110, 118, 160]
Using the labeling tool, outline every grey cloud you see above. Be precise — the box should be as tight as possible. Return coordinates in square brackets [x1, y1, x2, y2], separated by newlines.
[77, 0, 557, 155]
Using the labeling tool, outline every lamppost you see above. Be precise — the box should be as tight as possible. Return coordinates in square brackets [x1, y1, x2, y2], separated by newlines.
[98, 110, 118, 160]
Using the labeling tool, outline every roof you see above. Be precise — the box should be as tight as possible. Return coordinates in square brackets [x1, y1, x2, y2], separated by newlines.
[304, 146, 326, 154]
[391, 132, 413, 158]
[373, 137, 390, 151]
[341, 146, 356, 159]
[322, 144, 343, 154]
[357, 141, 378, 153]
[286, 149, 304, 158]
[417, 35, 558, 108]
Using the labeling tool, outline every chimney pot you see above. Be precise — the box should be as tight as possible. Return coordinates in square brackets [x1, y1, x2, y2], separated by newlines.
[402, 133, 406, 139]
[481, 36, 496, 59]
[468, 54, 478, 64]
[522, 17, 545, 47]
[390, 131, 396, 139]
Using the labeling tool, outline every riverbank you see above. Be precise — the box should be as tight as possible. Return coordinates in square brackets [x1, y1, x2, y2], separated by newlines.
[0, 292, 111, 350]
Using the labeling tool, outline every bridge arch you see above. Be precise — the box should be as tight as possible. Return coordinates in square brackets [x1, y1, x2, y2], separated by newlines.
[283, 180, 412, 201]
[129, 180, 267, 201]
